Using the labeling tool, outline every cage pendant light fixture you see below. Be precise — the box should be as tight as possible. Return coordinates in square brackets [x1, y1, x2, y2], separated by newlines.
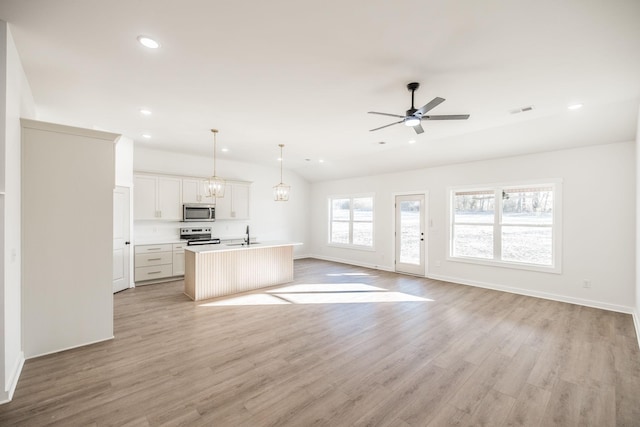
[273, 144, 290, 201]
[203, 129, 226, 198]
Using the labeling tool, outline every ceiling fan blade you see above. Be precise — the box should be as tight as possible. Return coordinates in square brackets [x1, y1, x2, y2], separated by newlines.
[413, 123, 424, 134]
[423, 114, 470, 120]
[417, 97, 445, 115]
[369, 120, 404, 132]
[368, 111, 405, 118]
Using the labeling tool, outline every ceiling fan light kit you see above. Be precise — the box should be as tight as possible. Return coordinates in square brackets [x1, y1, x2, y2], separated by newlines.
[369, 82, 470, 134]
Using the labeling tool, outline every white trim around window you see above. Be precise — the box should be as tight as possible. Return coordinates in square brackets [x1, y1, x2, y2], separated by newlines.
[447, 179, 563, 274]
[327, 193, 375, 251]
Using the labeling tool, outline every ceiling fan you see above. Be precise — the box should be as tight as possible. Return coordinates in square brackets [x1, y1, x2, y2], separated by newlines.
[368, 82, 470, 134]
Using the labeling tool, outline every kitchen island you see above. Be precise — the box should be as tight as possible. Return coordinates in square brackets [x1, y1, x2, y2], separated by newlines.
[183, 241, 302, 301]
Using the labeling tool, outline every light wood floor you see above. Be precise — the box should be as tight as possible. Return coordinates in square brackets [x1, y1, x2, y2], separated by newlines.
[1, 259, 639, 426]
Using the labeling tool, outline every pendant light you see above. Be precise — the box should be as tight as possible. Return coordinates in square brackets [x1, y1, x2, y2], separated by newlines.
[203, 129, 226, 198]
[273, 144, 290, 201]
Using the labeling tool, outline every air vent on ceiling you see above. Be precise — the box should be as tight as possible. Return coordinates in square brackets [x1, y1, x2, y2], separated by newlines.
[510, 105, 535, 114]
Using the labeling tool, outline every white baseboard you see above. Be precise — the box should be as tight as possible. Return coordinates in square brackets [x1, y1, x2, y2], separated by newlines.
[427, 273, 635, 314]
[0, 351, 24, 405]
[26, 336, 114, 360]
[307, 254, 394, 272]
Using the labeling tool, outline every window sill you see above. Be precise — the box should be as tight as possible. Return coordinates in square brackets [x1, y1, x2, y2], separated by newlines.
[327, 243, 375, 252]
[447, 255, 561, 274]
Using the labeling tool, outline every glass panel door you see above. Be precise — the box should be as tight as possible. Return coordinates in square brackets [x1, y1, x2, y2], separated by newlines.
[395, 194, 425, 276]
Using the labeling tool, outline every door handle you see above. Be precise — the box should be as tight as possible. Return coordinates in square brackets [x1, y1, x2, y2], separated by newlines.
[125, 241, 130, 245]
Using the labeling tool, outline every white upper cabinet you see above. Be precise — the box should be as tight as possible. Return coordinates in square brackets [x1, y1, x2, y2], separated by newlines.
[134, 172, 250, 221]
[182, 178, 214, 205]
[134, 175, 158, 220]
[134, 174, 182, 220]
[215, 181, 251, 220]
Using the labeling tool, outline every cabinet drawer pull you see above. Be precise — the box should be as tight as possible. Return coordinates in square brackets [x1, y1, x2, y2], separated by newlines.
[148, 271, 162, 275]
[147, 258, 161, 261]
[147, 248, 162, 251]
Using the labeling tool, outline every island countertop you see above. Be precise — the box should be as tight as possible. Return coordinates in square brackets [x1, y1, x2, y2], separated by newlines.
[185, 241, 302, 254]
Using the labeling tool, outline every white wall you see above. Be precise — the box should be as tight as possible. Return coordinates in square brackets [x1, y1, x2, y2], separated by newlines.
[310, 141, 636, 312]
[0, 22, 35, 403]
[133, 147, 310, 257]
[635, 107, 640, 340]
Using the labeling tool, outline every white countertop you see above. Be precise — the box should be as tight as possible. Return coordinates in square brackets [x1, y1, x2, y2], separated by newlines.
[135, 238, 187, 245]
[185, 241, 302, 253]
[135, 235, 253, 246]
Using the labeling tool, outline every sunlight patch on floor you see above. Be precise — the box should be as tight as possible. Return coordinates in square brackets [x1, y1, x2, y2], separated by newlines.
[199, 293, 290, 307]
[325, 272, 373, 277]
[198, 282, 433, 307]
[275, 291, 431, 304]
[266, 283, 387, 293]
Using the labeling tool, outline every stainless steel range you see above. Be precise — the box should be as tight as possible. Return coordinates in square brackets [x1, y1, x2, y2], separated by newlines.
[180, 227, 221, 246]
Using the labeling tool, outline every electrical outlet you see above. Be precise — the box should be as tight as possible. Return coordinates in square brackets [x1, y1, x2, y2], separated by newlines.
[583, 280, 591, 289]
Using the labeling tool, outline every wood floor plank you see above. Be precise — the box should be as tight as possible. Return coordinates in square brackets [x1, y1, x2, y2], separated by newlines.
[0, 259, 638, 426]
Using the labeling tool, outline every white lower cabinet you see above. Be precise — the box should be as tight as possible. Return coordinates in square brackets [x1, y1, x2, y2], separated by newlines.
[135, 243, 185, 284]
[172, 243, 185, 276]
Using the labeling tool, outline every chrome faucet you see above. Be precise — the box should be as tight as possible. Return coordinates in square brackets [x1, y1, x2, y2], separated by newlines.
[244, 225, 250, 245]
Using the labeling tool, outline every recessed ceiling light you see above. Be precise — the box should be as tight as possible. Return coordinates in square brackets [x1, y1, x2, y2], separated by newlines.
[568, 103, 583, 110]
[142, 134, 151, 139]
[221, 147, 229, 152]
[408, 139, 416, 144]
[137, 35, 160, 49]
[318, 159, 324, 163]
[139, 109, 152, 115]
[277, 157, 282, 161]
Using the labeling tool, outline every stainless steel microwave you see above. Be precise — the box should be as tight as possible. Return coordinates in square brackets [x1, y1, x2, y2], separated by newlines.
[183, 204, 215, 222]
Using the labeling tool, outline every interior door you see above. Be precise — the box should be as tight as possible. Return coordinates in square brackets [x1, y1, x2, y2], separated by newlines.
[113, 186, 131, 293]
[395, 194, 426, 276]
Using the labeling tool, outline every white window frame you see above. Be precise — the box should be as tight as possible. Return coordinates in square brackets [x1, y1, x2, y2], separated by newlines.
[448, 180, 562, 273]
[328, 193, 375, 251]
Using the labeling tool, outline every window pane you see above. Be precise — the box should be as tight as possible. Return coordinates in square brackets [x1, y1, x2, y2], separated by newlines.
[453, 225, 493, 259]
[454, 191, 495, 224]
[353, 222, 373, 246]
[502, 226, 552, 265]
[331, 221, 349, 244]
[399, 201, 420, 264]
[332, 198, 350, 221]
[502, 188, 553, 225]
[353, 197, 373, 222]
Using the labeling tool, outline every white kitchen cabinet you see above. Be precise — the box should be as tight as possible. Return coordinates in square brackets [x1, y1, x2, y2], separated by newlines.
[134, 175, 157, 220]
[182, 178, 214, 205]
[135, 243, 183, 284]
[172, 243, 186, 276]
[215, 181, 251, 220]
[134, 174, 182, 220]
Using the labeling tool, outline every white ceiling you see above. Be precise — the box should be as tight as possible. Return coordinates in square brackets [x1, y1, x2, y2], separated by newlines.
[1, 0, 639, 182]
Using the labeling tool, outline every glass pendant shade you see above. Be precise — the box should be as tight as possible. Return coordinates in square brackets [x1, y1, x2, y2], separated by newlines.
[204, 176, 225, 198]
[274, 144, 290, 201]
[205, 129, 225, 198]
[273, 183, 290, 201]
